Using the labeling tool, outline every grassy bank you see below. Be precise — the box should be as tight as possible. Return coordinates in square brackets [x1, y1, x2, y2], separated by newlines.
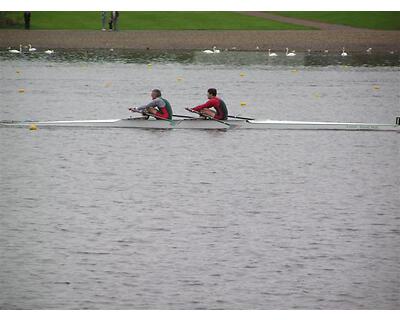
[275, 12, 400, 30]
[0, 12, 311, 30]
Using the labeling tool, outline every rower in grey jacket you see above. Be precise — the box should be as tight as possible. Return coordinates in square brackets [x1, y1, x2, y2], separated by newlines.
[129, 89, 173, 120]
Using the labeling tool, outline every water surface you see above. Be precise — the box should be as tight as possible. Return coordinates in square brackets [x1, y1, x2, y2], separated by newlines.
[0, 50, 399, 309]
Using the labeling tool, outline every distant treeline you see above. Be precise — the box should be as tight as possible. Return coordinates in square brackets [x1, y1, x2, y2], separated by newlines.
[0, 12, 22, 28]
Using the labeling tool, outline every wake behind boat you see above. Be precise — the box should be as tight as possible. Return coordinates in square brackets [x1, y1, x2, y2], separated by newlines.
[1, 116, 400, 131]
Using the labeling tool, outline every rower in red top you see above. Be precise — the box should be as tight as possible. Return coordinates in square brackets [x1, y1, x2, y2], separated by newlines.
[187, 88, 228, 120]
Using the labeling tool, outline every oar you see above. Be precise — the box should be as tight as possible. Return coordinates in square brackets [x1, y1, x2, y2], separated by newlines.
[172, 114, 197, 119]
[185, 108, 232, 127]
[227, 115, 255, 120]
[129, 108, 176, 125]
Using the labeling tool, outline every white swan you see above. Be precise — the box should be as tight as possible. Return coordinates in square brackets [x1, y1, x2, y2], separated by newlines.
[28, 44, 36, 52]
[202, 46, 220, 54]
[268, 49, 277, 57]
[341, 48, 348, 56]
[9, 44, 22, 53]
[45, 49, 54, 54]
[285, 48, 296, 57]
[366, 47, 372, 54]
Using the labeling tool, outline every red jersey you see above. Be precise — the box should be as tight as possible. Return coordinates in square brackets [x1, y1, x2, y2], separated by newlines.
[193, 97, 228, 120]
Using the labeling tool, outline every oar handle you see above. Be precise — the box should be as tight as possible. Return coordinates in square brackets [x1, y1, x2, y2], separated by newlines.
[129, 108, 174, 123]
[185, 107, 209, 118]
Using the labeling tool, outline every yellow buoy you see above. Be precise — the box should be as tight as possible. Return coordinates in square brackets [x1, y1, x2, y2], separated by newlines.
[240, 102, 247, 106]
[313, 93, 321, 98]
[16, 70, 21, 74]
[291, 69, 298, 73]
[18, 88, 25, 93]
[177, 77, 183, 81]
[147, 63, 152, 67]
[240, 73, 245, 77]
[105, 82, 112, 88]
[29, 124, 37, 131]
[373, 85, 380, 90]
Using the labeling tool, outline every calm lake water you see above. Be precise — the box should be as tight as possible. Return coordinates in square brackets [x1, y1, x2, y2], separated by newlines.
[0, 50, 399, 309]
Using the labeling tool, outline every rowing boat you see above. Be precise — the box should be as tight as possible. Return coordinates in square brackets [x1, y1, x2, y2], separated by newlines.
[1, 117, 399, 131]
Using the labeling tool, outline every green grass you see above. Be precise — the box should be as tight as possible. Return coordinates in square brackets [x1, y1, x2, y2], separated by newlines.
[0, 11, 311, 30]
[275, 11, 400, 30]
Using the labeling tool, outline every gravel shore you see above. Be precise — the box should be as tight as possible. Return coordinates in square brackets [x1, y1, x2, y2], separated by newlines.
[1, 30, 399, 52]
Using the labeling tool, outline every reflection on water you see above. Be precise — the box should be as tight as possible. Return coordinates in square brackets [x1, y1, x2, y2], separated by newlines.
[1, 48, 400, 67]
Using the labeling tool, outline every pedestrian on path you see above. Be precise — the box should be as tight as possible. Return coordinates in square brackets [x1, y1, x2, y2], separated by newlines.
[101, 11, 106, 31]
[112, 11, 119, 31]
[108, 12, 113, 31]
[24, 11, 31, 30]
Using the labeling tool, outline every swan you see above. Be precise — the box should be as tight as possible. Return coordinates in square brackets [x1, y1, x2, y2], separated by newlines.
[28, 44, 36, 52]
[341, 48, 348, 56]
[366, 47, 372, 54]
[268, 49, 277, 57]
[202, 46, 220, 54]
[9, 44, 22, 53]
[285, 48, 296, 57]
[45, 49, 54, 54]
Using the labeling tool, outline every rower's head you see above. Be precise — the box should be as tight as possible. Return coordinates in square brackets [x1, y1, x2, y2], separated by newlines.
[207, 88, 217, 99]
[151, 89, 162, 99]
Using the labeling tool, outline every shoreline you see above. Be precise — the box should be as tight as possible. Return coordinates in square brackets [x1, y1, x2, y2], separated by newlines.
[1, 30, 400, 53]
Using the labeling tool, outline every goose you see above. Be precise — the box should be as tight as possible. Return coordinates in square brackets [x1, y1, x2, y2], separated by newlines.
[9, 44, 22, 53]
[202, 46, 220, 54]
[28, 44, 36, 52]
[285, 48, 296, 57]
[45, 49, 54, 54]
[268, 49, 277, 57]
[341, 48, 348, 57]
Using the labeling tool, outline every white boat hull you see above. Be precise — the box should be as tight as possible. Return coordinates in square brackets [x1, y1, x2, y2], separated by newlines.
[1, 118, 399, 131]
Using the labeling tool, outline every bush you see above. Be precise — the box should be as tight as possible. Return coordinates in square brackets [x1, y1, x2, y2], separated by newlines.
[0, 12, 23, 28]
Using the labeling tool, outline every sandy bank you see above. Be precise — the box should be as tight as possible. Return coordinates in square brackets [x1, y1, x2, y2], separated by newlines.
[1, 30, 399, 53]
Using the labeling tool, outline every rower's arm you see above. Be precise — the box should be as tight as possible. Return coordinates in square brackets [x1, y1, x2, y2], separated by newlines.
[137, 98, 165, 111]
[192, 100, 214, 112]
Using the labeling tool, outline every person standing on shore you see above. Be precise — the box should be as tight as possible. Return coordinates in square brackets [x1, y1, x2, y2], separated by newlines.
[108, 12, 113, 31]
[112, 11, 119, 31]
[101, 11, 106, 31]
[23, 12, 31, 30]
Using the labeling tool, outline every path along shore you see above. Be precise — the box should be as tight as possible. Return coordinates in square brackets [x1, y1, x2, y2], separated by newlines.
[1, 30, 400, 52]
